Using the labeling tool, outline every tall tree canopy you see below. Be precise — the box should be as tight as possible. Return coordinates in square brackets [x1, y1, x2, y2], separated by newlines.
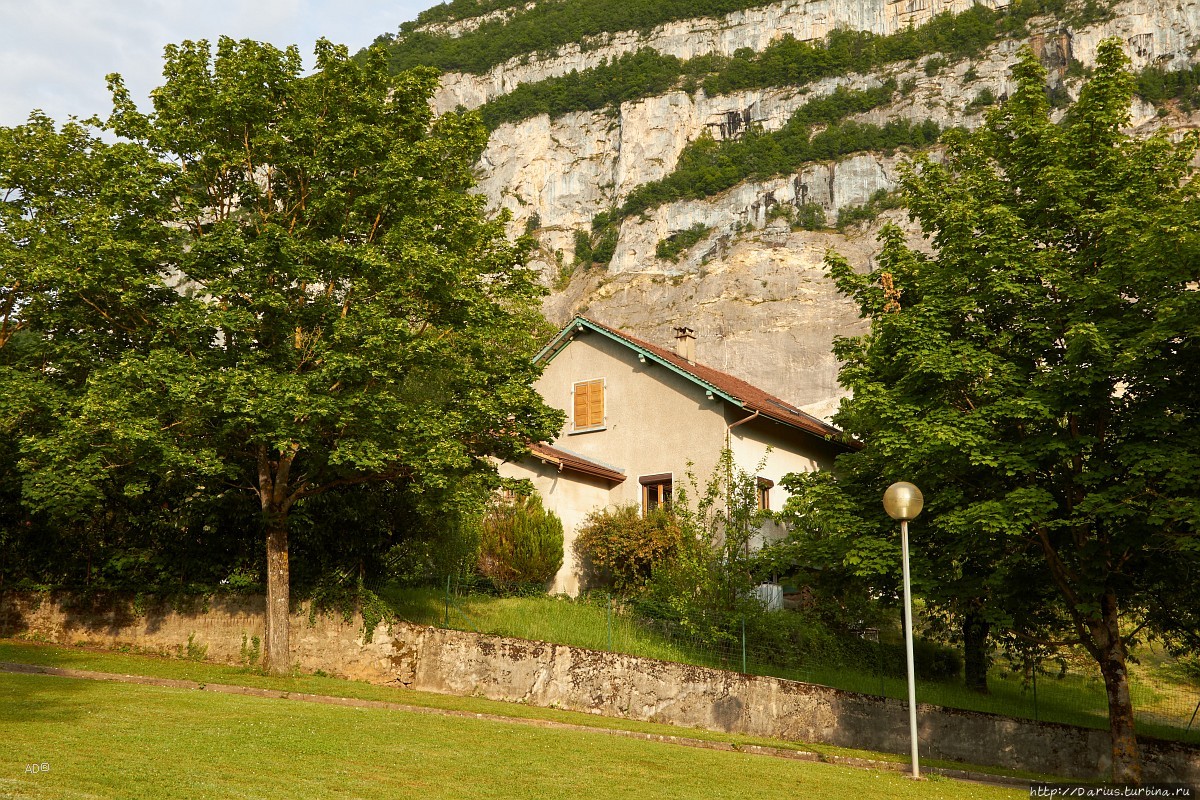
[1, 38, 563, 673]
[787, 40, 1200, 782]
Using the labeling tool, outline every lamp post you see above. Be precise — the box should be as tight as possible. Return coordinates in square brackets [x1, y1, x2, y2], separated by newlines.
[883, 481, 924, 780]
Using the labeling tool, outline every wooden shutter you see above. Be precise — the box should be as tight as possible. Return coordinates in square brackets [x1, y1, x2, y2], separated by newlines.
[573, 379, 604, 429]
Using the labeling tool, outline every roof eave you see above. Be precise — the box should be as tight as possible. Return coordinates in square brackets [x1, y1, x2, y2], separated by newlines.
[540, 317, 743, 408]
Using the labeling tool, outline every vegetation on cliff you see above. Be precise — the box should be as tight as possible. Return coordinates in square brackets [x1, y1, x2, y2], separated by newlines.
[465, 4, 1050, 129]
[610, 83, 943, 224]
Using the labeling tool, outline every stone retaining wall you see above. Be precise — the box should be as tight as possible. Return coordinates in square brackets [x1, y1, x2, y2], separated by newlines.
[2, 592, 1196, 783]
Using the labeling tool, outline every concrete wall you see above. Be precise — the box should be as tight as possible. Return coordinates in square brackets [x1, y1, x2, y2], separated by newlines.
[2, 592, 1197, 783]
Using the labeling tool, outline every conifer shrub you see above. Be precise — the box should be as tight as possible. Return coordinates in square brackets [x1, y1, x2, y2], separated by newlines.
[477, 495, 565, 590]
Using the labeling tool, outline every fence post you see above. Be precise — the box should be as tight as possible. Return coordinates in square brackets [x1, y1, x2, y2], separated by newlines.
[741, 616, 747, 674]
[444, 575, 451, 629]
[606, 594, 612, 652]
[1032, 666, 1039, 722]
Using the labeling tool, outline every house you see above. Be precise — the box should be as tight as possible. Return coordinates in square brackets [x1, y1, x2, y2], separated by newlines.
[500, 316, 852, 596]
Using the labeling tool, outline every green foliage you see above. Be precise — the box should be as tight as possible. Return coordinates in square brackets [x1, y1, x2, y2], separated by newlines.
[816, 40, 1200, 777]
[768, 201, 829, 231]
[638, 450, 769, 644]
[834, 189, 905, 230]
[573, 223, 618, 267]
[572, 228, 594, 266]
[477, 494, 565, 590]
[1136, 62, 1200, 112]
[387, 2, 1037, 100]
[655, 224, 712, 263]
[182, 633, 208, 662]
[967, 86, 998, 110]
[479, 49, 690, 129]
[381, 0, 809, 76]
[613, 83, 943, 223]
[2, 38, 565, 672]
[239, 634, 262, 667]
[574, 505, 684, 593]
[412, 0, 530, 27]
[589, 226, 619, 265]
[743, 613, 962, 681]
[461, 2, 1092, 129]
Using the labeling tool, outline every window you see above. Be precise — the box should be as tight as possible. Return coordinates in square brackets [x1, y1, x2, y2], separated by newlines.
[640, 473, 673, 514]
[757, 477, 773, 511]
[572, 378, 605, 431]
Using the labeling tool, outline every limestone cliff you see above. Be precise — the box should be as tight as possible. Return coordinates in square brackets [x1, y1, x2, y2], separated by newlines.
[409, 0, 1200, 418]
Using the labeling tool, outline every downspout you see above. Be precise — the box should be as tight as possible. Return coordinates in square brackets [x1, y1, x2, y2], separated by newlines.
[725, 408, 760, 446]
[725, 409, 761, 559]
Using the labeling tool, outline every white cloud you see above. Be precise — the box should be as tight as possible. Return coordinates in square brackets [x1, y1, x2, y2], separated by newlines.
[0, 0, 430, 127]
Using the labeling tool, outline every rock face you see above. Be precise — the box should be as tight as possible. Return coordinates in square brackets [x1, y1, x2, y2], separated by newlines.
[430, 0, 1012, 114]
[433, 0, 1200, 418]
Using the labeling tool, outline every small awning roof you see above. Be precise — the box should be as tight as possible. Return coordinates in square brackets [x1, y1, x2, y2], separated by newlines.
[529, 442, 627, 483]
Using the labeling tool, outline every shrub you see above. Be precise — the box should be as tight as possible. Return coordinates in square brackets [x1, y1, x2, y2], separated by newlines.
[655, 224, 712, 262]
[575, 505, 683, 593]
[835, 188, 905, 230]
[478, 495, 564, 590]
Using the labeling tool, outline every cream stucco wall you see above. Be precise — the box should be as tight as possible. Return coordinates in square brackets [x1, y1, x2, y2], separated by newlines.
[727, 412, 844, 551]
[538, 332, 731, 502]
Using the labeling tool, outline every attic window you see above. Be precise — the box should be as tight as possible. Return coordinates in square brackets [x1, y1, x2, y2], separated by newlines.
[572, 378, 605, 432]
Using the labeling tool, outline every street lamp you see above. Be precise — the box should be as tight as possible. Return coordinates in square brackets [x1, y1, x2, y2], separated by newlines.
[883, 481, 924, 780]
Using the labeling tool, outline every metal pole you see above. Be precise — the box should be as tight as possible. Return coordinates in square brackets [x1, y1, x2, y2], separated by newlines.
[444, 574, 451, 628]
[1187, 698, 1199, 737]
[900, 519, 920, 779]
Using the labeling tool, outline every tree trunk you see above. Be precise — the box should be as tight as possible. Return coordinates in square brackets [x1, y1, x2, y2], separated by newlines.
[263, 514, 290, 676]
[963, 611, 991, 694]
[1092, 590, 1142, 784]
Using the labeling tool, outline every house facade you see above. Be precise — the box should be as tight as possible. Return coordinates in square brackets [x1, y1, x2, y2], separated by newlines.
[500, 316, 850, 596]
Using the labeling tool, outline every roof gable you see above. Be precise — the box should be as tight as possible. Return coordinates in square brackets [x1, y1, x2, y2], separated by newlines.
[537, 317, 850, 446]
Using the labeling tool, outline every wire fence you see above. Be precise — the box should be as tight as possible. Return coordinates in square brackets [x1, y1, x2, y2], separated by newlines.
[419, 583, 1200, 745]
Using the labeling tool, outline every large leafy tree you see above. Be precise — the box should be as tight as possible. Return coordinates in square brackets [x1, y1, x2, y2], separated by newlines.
[810, 40, 1200, 782]
[3, 38, 562, 673]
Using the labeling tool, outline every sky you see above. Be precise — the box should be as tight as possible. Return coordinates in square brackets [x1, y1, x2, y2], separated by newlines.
[0, 0, 434, 127]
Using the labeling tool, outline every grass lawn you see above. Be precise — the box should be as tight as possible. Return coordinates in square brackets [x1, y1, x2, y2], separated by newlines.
[0, 641, 1056, 782]
[0, 669, 1025, 800]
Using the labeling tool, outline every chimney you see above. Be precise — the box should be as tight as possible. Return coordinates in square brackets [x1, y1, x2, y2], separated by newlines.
[673, 326, 696, 364]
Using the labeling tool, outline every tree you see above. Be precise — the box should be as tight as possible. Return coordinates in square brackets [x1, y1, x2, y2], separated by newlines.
[817, 40, 1200, 782]
[4, 38, 563, 674]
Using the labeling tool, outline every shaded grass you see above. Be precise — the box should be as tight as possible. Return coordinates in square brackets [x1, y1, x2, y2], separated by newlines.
[0, 670, 1027, 800]
[0, 640, 1054, 782]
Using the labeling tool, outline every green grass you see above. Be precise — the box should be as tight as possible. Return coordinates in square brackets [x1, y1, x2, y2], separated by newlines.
[384, 587, 696, 662]
[383, 588, 1200, 745]
[0, 640, 1056, 783]
[0, 668, 1027, 799]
